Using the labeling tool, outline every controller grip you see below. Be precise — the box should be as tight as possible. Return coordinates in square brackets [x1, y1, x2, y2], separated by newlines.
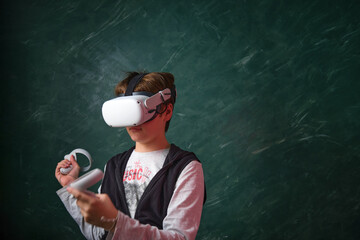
[69, 168, 104, 191]
[60, 165, 73, 174]
[60, 149, 92, 175]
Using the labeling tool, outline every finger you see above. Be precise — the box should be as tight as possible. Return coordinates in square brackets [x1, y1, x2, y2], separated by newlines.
[60, 159, 71, 165]
[57, 161, 70, 169]
[80, 208, 89, 220]
[67, 187, 82, 199]
[80, 208, 86, 217]
[70, 155, 80, 168]
[67, 187, 92, 203]
[80, 209, 94, 224]
[55, 160, 70, 176]
[56, 160, 72, 174]
[67, 187, 81, 197]
[56, 160, 71, 170]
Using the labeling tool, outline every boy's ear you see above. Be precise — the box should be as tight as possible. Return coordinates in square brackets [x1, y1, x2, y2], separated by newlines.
[164, 104, 173, 121]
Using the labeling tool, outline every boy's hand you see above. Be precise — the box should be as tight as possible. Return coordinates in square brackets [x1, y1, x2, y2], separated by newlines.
[55, 155, 80, 187]
[67, 187, 118, 230]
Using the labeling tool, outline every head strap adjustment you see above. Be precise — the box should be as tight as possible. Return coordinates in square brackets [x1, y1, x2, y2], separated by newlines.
[125, 73, 148, 96]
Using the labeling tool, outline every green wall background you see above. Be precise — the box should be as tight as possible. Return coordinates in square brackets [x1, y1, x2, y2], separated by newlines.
[1, 0, 360, 239]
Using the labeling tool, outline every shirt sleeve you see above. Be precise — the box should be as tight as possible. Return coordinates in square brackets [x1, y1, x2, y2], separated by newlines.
[109, 160, 205, 240]
[56, 185, 106, 239]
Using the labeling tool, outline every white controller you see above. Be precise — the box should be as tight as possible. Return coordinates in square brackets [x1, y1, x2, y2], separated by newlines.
[60, 148, 93, 174]
[69, 168, 104, 191]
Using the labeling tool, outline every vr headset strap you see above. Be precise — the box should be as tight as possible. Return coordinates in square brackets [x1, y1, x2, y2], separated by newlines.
[170, 85, 177, 103]
[125, 73, 148, 96]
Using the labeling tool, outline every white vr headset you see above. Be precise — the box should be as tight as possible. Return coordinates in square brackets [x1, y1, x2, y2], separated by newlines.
[102, 73, 176, 127]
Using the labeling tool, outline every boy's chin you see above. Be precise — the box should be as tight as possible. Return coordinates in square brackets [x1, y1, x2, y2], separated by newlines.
[129, 133, 147, 143]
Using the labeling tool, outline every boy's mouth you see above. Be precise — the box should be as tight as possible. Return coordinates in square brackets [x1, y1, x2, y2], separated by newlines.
[129, 126, 142, 131]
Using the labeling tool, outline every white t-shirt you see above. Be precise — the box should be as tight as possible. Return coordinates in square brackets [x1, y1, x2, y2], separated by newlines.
[123, 148, 170, 218]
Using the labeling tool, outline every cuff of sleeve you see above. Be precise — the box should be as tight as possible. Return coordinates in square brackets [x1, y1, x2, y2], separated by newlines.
[111, 210, 126, 238]
[56, 186, 74, 202]
[106, 231, 114, 240]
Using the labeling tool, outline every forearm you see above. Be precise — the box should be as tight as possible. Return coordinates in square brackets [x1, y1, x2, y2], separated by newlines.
[57, 187, 106, 240]
[108, 211, 186, 240]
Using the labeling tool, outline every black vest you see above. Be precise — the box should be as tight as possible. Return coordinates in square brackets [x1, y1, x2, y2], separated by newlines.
[101, 144, 206, 231]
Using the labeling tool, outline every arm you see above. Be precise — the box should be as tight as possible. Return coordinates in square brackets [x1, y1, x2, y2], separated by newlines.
[56, 187, 106, 239]
[109, 161, 205, 240]
[55, 158, 107, 240]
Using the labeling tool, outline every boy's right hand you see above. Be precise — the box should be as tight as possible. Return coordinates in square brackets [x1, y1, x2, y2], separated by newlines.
[55, 155, 80, 187]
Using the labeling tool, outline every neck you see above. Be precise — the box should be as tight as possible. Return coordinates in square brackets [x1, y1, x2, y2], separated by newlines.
[135, 136, 170, 152]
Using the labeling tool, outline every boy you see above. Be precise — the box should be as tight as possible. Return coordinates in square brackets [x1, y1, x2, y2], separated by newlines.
[55, 72, 206, 240]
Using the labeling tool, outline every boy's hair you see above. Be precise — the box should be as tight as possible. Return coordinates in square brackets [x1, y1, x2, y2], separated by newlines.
[115, 72, 176, 132]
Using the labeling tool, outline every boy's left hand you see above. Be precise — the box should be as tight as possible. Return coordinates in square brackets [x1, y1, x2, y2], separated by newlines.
[67, 187, 118, 230]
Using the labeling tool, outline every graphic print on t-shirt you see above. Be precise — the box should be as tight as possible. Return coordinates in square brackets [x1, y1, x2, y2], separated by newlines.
[123, 149, 169, 218]
[123, 160, 153, 216]
[123, 160, 152, 184]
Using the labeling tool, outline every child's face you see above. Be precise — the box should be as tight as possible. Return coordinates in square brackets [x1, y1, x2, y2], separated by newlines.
[126, 104, 173, 145]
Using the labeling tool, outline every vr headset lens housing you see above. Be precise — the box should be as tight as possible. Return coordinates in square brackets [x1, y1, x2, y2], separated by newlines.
[102, 88, 175, 127]
[102, 95, 151, 127]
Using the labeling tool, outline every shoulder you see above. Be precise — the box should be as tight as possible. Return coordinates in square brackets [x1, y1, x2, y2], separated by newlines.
[179, 161, 203, 180]
[168, 144, 201, 163]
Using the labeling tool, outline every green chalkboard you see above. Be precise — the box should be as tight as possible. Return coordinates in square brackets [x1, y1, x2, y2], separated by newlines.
[1, 0, 360, 239]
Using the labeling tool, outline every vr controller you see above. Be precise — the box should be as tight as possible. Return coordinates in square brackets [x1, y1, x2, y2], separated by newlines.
[60, 148, 103, 190]
[60, 148, 93, 174]
[69, 168, 103, 191]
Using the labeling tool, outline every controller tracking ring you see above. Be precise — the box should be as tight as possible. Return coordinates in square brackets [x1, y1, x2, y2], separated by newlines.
[60, 148, 93, 174]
